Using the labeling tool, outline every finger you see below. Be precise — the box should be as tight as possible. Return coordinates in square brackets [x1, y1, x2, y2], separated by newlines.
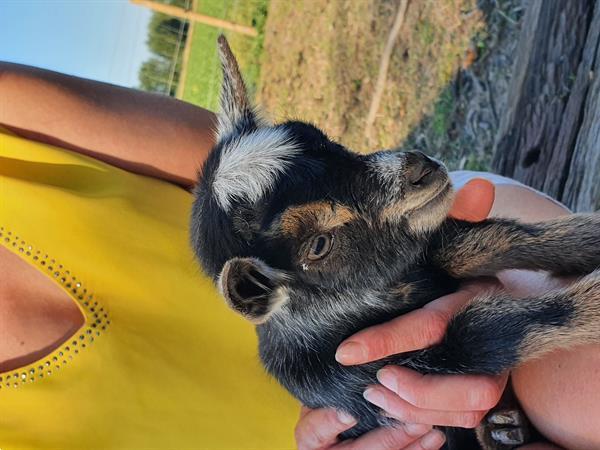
[337, 422, 433, 450]
[402, 430, 447, 450]
[363, 386, 487, 428]
[448, 178, 495, 222]
[377, 365, 508, 411]
[336, 288, 479, 365]
[335, 307, 447, 365]
[295, 408, 357, 450]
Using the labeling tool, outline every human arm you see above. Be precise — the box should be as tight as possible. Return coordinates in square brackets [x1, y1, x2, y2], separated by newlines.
[295, 181, 501, 449]
[338, 183, 584, 447]
[296, 180, 580, 449]
[0, 62, 217, 188]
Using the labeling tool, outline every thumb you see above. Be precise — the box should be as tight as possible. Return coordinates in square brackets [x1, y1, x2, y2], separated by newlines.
[448, 178, 495, 222]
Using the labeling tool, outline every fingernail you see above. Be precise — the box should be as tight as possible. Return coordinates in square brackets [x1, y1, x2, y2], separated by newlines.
[337, 410, 356, 425]
[376, 368, 398, 393]
[403, 422, 430, 436]
[336, 342, 367, 364]
[420, 430, 446, 449]
[363, 387, 386, 409]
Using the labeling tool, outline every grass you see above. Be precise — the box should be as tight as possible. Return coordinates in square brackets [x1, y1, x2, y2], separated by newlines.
[181, 0, 268, 111]
[258, 0, 484, 157]
[431, 88, 455, 139]
[178, 0, 512, 172]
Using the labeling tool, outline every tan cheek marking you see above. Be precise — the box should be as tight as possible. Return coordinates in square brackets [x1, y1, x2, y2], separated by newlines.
[279, 201, 356, 237]
[279, 202, 325, 237]
[320, 205, 355, 230]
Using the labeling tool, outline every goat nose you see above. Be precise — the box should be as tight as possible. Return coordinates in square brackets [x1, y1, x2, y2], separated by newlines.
[405, 151, 439, 186]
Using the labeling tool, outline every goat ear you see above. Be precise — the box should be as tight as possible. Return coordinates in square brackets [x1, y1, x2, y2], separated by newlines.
[218, 257, 289, 324]
[216, 35, 265, 140]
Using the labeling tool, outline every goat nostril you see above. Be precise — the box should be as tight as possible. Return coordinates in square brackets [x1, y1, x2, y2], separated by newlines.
[410, 166, 433, 186]
[405, 151, 438, 186]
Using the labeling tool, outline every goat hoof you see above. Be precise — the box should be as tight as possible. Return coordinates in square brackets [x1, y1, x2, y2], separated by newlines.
[477, 407, 530, 450]
[490, 427, 525, 446]
[487, 409, 525, 426]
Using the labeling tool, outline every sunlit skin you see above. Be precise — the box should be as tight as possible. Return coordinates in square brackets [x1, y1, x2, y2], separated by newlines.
[1, 63, 598, 449]
[298, 182, 600, 450]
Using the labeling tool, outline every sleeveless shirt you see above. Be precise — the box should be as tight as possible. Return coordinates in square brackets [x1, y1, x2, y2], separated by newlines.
[0, 127, 298, 449]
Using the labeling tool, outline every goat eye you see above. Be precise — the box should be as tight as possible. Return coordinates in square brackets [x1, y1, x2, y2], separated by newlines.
[307, 233, 333, 260]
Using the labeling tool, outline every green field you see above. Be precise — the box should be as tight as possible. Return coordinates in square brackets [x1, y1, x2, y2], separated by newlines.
[181, 0, 268, 111]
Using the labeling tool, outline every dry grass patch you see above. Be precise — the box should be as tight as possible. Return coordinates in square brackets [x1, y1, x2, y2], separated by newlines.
[259, 0, 483, 155]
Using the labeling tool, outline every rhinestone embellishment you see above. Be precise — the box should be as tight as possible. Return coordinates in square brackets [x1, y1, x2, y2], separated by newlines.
[0, 227, 111, 391]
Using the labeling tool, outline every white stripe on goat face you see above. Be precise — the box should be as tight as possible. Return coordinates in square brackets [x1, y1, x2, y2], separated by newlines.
[212, 127, 300, 211]
[367, 151, 407, 194]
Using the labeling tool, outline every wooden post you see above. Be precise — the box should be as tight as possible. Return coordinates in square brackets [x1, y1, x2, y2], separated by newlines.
[130, 0, 258, 37]
[175, 0, 197, 99]
[492, 0, 600, 212]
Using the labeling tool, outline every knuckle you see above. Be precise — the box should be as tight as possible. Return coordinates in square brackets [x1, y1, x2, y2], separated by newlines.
[298, 428, 326, 450]
[374, 328, 404, 357]
[400, 383, 421, 406]
[421, 310, 448, 343]
[459, 412, 484, 429]
[379, 434, 398, 449]
[390, 406, 413, 423]
[294, 417, 328, 450]
[378, 402, 406, 422]
[475, 378, 502, 409]
[299, 409, 351, 450]
[467, 377, 502, 411]
[400, 382, 425, 408]
[379, 428, 409, 449]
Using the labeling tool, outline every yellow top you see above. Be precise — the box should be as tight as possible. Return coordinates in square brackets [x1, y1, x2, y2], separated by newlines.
[0, 127, 298, 450]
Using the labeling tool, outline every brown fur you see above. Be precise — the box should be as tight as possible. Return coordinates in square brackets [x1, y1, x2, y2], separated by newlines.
[518, 270, 600, 360]
[279, 201, 356, 238]
[217, 36, 250, 116]
[381, 180, 454, 234]
[436, 215, 600, 278]
[193, 36, 600, 450]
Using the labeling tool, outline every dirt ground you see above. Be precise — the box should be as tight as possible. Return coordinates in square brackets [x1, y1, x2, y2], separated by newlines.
[258, 0, 524, 170]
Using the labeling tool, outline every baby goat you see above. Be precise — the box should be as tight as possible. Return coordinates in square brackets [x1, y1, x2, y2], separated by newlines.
[190, 36, 600, 450]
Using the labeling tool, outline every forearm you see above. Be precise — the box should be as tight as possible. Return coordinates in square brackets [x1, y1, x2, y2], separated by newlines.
[0, 62, 217, 187]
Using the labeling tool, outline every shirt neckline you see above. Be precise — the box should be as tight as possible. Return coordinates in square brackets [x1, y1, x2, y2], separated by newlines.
[0, 225, 111, 391]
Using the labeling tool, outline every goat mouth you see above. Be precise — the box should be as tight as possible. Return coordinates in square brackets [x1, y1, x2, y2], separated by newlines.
[410, 167, 434, 187]
[403, 181, 453, 233]
[380, 171, 452, 224]
[406, 178, 452, 214]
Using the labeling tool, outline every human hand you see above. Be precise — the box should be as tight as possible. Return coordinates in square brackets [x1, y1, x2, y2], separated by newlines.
[294, 179, 501, 448]
[335, 179, 507, 430]
[447, 177, 495, 222]
[295, 406, 446, 450]
[336, 281, 508, 430]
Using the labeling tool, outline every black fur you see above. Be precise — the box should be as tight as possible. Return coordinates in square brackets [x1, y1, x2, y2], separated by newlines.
[190, 37, 600, 450]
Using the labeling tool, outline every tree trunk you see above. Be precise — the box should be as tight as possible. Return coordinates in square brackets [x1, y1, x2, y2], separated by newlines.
[492, 0, 600, 212]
